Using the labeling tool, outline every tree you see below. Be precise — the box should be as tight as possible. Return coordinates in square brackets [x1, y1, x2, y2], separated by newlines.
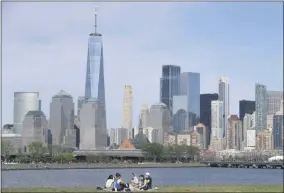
[173, 144, 187, 162]
[141, 143, 165, 162]
[28, 142, 45, 155]
[185, 145, 200, 161]
[1, 140, 15, 159]
[49, 145, 62, 155]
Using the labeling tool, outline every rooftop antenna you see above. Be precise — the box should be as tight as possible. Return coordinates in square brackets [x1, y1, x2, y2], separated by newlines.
[94, 5, 98, 34]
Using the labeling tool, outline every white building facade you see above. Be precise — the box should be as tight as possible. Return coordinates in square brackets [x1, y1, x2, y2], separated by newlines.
[13, 92, 40, 135]
[143, 127, 158, 143]
[122, 85, 133, 139]
[211, 100, 224, 139]
[218, 77, 230, 140]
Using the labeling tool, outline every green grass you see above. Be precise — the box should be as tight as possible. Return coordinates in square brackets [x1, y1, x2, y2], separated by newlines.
[2, 185, 283, 192]
[159, 185, 284, 192]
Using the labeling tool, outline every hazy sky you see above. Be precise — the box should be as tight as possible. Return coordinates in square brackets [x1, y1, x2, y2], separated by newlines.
[2, 2, 283, 128]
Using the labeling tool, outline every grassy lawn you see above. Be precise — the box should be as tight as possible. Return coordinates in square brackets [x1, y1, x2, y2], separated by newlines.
[159, 185, 284, 192]
[2, 185, 283, 192]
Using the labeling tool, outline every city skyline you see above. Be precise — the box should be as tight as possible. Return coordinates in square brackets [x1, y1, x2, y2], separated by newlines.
[2, 2, 283, 128]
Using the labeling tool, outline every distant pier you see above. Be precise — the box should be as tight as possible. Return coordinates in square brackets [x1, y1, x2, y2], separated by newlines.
[200, 161, 283, 169]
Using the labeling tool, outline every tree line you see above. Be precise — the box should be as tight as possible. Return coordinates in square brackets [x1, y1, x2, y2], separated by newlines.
[1, 141, 76, 163]
[1, 140, 200, 163]
[141, 143, 200, 162]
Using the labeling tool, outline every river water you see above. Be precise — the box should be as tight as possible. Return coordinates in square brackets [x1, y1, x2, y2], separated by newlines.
[2, 167, 283, 188]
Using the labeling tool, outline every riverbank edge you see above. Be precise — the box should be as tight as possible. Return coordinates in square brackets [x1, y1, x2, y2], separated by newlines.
[2, 185, 283, 192]
[1, 163, 207, 171]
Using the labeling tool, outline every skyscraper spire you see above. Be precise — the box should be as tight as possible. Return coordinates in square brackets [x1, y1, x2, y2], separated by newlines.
[94, 5, 98, 34]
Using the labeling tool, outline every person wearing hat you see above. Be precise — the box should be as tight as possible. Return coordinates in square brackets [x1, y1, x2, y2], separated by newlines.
[113, 173, 127, 191]
[141, 172, 152, 190]
[113, 173, 122, 191]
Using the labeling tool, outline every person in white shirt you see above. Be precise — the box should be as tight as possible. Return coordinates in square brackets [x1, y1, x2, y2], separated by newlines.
[105, 175, 114, 190]
[131, 172, 139, 188]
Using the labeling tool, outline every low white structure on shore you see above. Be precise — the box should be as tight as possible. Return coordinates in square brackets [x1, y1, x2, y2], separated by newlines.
[268, 156, 283, 162]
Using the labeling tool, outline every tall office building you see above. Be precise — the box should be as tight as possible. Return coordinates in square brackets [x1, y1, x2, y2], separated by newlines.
[74, 116, 80, 149]
[22, 110, 48, 152]
[255, 83, 268, 133]
[109, 127, 128, 146]
[211, 100, 224, 140]
[267, 90, 283, 115]
[160, 65, 181, 117]
[273, 110, 283, 150]
[239, 100, 255, 121]
[79, 99, 107, 150]
[13, 92, 40, 135]
[49, 90, 76, 148]
[84, 7, 107, 130]
[243, 112, 255, 147]
[218, 77, 230, 139]
[139, 104, 150, 129]
[256, 129, 273, 150]
[227, 115, 242, 150]
[246, 129, 256, 149]
[122, 85, 133, 138]
[200, 93, 218, 139]
[195, 123, 208, 149]
[149, 103, 171, 144]
[179, 72, 200, 129]
[142, 127, 159, 143]
[172, 95, 188, 132]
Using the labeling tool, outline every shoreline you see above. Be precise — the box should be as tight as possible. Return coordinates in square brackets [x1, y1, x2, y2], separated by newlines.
[1, 163, 207, 171]
[2, 185, 283, 192]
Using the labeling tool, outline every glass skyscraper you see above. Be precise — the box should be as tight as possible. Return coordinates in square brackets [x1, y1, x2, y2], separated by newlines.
[172, 95, 188, 132]
[84, 11, 107, 129]
[255, 83, 268, 134]
[160, 65, 181, 117]
[218, 77, 229, 139]
[273, 113, 283, 150]
[180, 72, 200, 130]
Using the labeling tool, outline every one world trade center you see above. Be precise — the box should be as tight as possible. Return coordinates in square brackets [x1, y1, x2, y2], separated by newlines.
[84, 7, 107, 130]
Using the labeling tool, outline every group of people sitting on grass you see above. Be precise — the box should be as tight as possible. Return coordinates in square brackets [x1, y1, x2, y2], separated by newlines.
[103, 172, 152, 192]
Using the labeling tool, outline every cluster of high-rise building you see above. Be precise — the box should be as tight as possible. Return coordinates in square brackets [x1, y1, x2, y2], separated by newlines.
[2, 9, 283, 154]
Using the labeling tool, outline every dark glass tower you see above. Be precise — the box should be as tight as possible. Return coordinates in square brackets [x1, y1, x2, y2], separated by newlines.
[84, 9, 107, 129]
[160, 65, 181, 117]
[200, 93, 218, 129]
[273, 114, 283, 150]
[239, 100, 255, 121]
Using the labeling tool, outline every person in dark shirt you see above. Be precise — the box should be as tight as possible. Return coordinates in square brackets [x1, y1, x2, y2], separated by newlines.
[141, 172, 152, 190]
